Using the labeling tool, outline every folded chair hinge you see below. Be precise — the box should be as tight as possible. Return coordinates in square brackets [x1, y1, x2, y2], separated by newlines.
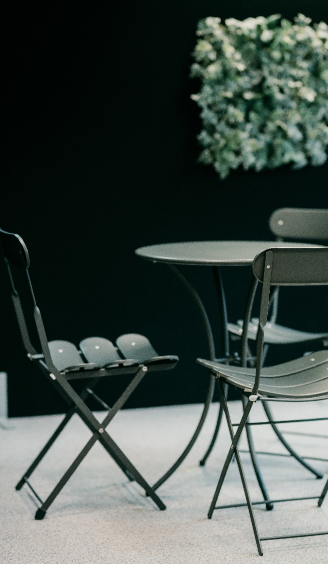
[244, 388, 259, 401]
[27, 353, 44, 361]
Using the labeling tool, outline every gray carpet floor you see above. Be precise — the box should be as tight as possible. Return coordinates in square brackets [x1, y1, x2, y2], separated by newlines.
[1, 400, 328, 563]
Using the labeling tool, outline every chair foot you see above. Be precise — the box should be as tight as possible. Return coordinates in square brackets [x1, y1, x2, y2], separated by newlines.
[199, 459, 206, 466]
[15, 478, 25, 491]
[266, 502, 274, 511]
[35, 508, 46, 520]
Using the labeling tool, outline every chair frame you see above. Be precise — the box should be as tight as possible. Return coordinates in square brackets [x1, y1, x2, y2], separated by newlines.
[198, 247, 328, 555]
[1, 228, 169, 519]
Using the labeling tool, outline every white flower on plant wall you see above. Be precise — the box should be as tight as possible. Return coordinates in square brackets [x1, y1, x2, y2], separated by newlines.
[191, 14, 328, 179]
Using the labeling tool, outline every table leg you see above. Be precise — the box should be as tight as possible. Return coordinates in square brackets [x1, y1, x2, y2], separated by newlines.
[212, 266, 230, 358]
[240, 277, 258, 367]
[151, 264, 216, 492]
[199, 267, 229, 466]
[200, 271, 257, 466]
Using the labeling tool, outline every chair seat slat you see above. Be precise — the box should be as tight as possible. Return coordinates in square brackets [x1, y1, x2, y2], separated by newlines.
[48, 341, 85, 373]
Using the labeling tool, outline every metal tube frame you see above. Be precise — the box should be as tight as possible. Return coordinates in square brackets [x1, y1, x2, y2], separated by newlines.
[208, 377, 328, 556]
[201, 271, 274, 509]
[16, 378, 103, 491]
[17, 366, 166, 519]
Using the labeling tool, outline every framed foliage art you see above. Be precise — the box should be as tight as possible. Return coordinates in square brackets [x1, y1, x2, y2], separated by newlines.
[191, 14, 328, 179]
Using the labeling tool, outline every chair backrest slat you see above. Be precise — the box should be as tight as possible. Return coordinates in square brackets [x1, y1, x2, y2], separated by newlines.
[269, 208, 328, 241]
[253, 247, 328, 286]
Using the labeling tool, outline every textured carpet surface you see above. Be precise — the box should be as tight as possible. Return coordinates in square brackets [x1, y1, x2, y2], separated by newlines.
[1, 400, 328, 563]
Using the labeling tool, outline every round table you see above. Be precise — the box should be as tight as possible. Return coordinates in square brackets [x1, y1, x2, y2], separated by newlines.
[136, 241, 323, 496]
[136, 240, 317, 266]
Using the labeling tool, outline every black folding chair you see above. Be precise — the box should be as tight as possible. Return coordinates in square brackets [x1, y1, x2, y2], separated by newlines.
[226, 208, 328, 478]
[228, 208, 328, 352]
[0, 228, 178, 519]
[197, 247, 328, 555]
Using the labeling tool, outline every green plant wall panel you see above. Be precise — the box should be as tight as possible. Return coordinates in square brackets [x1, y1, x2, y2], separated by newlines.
[191, 14, 328, 179]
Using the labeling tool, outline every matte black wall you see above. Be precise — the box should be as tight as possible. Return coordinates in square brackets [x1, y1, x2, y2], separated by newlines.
[3, 0, 328, 416]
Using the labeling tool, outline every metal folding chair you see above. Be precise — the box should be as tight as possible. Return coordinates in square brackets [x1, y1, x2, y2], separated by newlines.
[228, 208, 328, 352]
[225, 207, 328, 477]
[197, 246, 328, 555]
[0, 228, 178, 519]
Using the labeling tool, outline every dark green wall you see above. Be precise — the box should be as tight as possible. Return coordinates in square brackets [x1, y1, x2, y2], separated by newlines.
[2, 1, 328, 416]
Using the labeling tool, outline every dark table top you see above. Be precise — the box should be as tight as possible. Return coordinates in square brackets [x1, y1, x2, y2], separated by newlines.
[135, 241, 320, 267]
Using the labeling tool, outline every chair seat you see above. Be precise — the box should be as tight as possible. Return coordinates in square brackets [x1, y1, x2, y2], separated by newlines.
[48, 335, 178, 375]
[79, 337, 139, 368]
[116, 334, 179, 371]
[197, 350, 328, 399]
[227, 318, 328, 345]
[48, 341, 97, 373]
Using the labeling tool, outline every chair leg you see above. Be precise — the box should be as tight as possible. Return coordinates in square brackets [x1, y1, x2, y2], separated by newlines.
[318, 478, 328, 507]
[34, 423, 165, 519]
[199, 382, 226, 466]
[233, 446, 263, 555]
[33, 368, 166, 518]
[209, 380, 263, 556]
[16, 379, 103, 490]
[241, 394, 273, 510]
[16, 407, 76, 491]
[35, 432, 100, 519]
[73, 370, 147, 482]
[94, 369, 166, 509]
[99, 431, 166, 510]
[207, 390, 253, 518]
[97, 437, 135, 481]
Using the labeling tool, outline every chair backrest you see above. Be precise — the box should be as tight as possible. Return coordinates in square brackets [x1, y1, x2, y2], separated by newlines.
[251, 247, 328, 393]
[253, 247, 328, 287]
[269, 208, 328, 241]
[0, 229, 30, 268]
[0, 228, 56, 370]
